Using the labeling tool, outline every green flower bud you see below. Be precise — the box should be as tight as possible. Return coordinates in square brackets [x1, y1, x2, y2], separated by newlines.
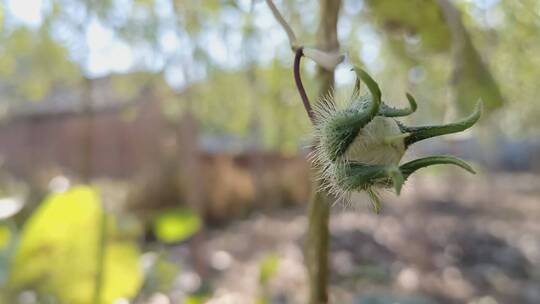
[311, 68, 481, 213]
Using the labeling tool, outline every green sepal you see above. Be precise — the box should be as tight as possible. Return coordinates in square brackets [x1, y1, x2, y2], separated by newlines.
[322, 68, 381, 161]
[386, 166, 404, 195]
[399, 155, 476, 180]
[354, 68, 382, 102]
[378, 93, 418, 117]
[337, 162, 388, 190]
[367, 188, 382, 214]
[337, 162, 402, 193]
[400, 101, 482, 146]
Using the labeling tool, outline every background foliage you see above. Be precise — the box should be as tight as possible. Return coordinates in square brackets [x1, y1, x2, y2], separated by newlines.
[2, 0, 540, 143]
[1, 0, 540, 303]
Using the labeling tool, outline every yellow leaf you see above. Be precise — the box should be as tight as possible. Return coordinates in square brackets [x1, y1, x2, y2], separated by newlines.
[153, 208, 201, 244]
[9, 186, 142, 304]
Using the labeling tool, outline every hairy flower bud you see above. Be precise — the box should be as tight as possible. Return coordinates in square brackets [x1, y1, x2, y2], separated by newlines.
[310, 68, 481, 212]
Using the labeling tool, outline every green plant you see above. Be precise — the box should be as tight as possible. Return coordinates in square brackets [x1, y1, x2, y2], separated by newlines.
[265, 1, 481, 303]
[311, 68, 480, 212]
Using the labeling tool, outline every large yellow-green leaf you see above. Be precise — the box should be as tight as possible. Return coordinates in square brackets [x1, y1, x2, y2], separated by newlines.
[366, 0, 504, 114]
[453, 38, 504, 113]
[8, 186, 142, 304]
[439, 0, 504, 114]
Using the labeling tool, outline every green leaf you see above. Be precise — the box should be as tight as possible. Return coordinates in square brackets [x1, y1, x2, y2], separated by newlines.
[185, 295, 209, 304]
[367, 0, 503, 115]
[444, 1, 505, 114]
[8, 186, 142, 304]
[153, 208, 202, 244]
[258, 254, 280, 285]
[454, 42, 504, 113]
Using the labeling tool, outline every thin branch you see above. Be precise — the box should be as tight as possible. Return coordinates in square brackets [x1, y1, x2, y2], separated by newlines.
[266, 0, 343, 123]
[265, 0, 344, 71]
[265, 0, 299, 50]
[294, 47, 314, 123]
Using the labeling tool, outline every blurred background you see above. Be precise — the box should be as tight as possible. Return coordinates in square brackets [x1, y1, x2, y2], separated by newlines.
[0, 0, 539, 303]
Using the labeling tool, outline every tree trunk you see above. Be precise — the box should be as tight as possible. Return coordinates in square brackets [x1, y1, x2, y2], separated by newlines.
[306, 1, 341, 303]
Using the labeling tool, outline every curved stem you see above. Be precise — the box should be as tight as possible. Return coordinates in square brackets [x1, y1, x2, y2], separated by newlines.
[294, 48, 315, 122]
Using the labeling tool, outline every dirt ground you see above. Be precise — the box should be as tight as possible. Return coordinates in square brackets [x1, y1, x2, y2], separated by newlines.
[161, 172, 540, 304]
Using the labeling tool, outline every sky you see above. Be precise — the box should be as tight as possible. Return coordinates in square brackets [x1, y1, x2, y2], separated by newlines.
[6, 0, 136, 76]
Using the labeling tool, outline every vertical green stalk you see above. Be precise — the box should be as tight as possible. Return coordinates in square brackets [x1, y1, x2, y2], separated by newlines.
[306, 1, 341, 303]
[93, 210, 107, 304]
[306, 185, 331, 304]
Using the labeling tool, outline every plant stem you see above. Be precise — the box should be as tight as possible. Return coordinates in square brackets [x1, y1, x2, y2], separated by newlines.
[305, 1, 341, 304]
[306, 185, 331, 304]
[93, 209, 107, 304]
[264, 1, 341, 302]
[294, 48, 315, 123]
